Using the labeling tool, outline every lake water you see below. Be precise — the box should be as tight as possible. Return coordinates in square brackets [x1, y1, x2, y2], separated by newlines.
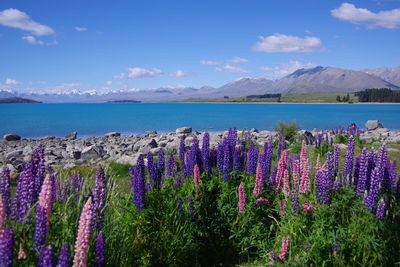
[1, 103, 400, 139]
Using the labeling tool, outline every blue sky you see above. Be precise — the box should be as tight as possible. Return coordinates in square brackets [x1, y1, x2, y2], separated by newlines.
[0, 0, 399, 94]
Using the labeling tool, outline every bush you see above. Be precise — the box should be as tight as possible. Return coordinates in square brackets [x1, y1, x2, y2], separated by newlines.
[273, 121, 301, 141]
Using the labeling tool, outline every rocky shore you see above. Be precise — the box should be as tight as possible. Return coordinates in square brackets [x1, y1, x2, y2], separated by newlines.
[1, 121, 400, 175]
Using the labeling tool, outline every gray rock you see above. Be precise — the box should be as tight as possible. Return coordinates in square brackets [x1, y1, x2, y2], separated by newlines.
[176, 127, 192, 134]
[250, 128, 259, 133]
[146, 130, 158, 135]
[6, 150, 23, 160]
[72, 151, 81, 160]
[43, 136, 56, 140]
[365, 120, 383, 131]
[3, 134, 21, 141]
[114, 155, 136, 165]
[65, 132, 77, 140]
[105, 132, 121, 137]
[81, 145, 106, 160]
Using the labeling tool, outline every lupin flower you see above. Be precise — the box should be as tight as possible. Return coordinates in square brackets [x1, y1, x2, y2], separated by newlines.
[238, 182, 246, 213]
[275, 150, 288, 192]
[129, 156, 146, 212]
[299, 140, 307, 175]
[201, 133, 210, 174]
[93, 168, 106, 230]
[364, 167, 380, 211]
[389, 160, 397, 192]
[217, 143, 224, 173]
[0, 197, 5, 238]
[34, 174, 53, 250]
[342, 137, 355, 185]
[95, 232, 106, 267]
[56, 243, 70, 267]
[255, 197, 270, 205]
[356, 150, 368, 197]
[277, 137, 286, 158]
[291, 190, 300, 215]
[315, 154, 322, 174]
[194, 165, 201, 197]
[279, 199, 287, 216]
[302, 201, 316, 216]
[158, 149, 165, 177]
[38, 245, 53, 267]
[333, 145, 341, 174]
[179, 136, 185, 163]
[376, 198, 387, 220]
[261, 141, 273, 185]
[299, 159, 310, 194]
[292, 160, 300, 189]
[253, 164, 263, 196]
[246, 141, 258, 175]
[18, 244, 27, 259]
[278, 236, 290, 261]
[0, 168, 10, 216]
[0, 227, 14, 267]
[283, 169, 290, 198]
[73, 197, 93, 267]
[315, 170, 331, 205]
[233, 146, 243, 173]
[166, 155, 177, 177]
[222, 141, 231, 182]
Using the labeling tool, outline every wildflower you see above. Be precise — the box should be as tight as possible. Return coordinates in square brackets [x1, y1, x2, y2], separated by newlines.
[364, 167, 380, 211]
[376, 198, 387, 220]
[95, 232, 106, 267]
[299, 159, 310, 194]
[291, 190, 300, 215]
[279, 199, 287, 216]
[315, 170, 331, 205]
[292, 160, 300, 189]
[278, 236, 290, 261]
[275, 150, 288, 192]
[253, 164, 263, 196]
[34, 174, 53, 250]
[73, 197, 93, 267]
[0, 227, 14, 267]
[38, 245, 53, 267]
[238, 182, 246, 213]
[93, 168, 106, 230]
[342, 137, 355, 185]
[56, 243, 70, 267]
[18, 244, 27, 259]
[0, 197, 5, 238]
[246, 141, 258, 175]
[255, 197, 270, 205]
[333, 145, 341, 174]
[0, 168, 10, 216]
[194, 164, 200, 197]
[283, 169, 290, 198]
[166, 155, 177, 177]
[129, 156, 146, 212]
[302, 201, 316, 216]
[201, 133, 210, 173]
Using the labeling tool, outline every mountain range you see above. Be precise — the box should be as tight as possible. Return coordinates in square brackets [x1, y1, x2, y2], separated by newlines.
[1, 66, 399, 102]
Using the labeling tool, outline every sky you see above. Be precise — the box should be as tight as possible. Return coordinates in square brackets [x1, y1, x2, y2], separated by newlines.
[0, 0, 399, 94]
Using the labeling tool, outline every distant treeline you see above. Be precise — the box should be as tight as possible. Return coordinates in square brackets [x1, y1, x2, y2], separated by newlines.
[355, 88, 400, 103]
[246, 93, 281, 99]
[0, 97, 41, 104]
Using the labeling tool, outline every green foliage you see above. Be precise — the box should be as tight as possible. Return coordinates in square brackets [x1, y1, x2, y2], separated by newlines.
[355, 88, 400, 103]
[334, 134, 349, 144]
[273, 121, 301, 141]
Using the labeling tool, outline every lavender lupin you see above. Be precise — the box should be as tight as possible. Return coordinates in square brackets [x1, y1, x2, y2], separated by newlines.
[342, 137, 355, 186]
[223, 142, 231, 182]
[33, 206, 48, 250]
[291, 190, 300, 215]
[179, 136, 185, 163]
[95, 232, 106, 267]
[364, 167, 380, 211]
[56, 243, 70, 267]
[129, 155, 146, 212]
[356, 150, 368, 197]
[0, 227, 14, 267]
[93, 168, 106, 230]
[246, 141, 258, 175]
[38, 245, 53, 267]
[166, 155, 177, 177]
[0, 168, 11, 216]
[376, 198, 387, 220]
[315, 170, 331, 205]
[202, 133, 211, 173]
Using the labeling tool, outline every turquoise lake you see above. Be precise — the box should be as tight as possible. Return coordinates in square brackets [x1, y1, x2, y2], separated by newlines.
[1, 103, 400, 139]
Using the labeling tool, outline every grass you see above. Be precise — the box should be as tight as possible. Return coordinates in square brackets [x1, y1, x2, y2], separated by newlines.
[182, 93, 359, 104]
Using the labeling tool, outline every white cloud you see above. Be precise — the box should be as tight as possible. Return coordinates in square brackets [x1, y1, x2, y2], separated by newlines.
[171, 70, 188, 77]
[22, 35, 57, 45]
[228, 57, 248, 64]
[200, 60, 221, 65]
[215, 64, 249, 74]
[253, 34, 322, 53]
[75, 26, 88, 32]
[114, 67, 163, 79]
[4, 78, 20, 85]
[55, 83, 80, 90]
[106, 80, 113, 85]
[0, 8, 54, 36]
[331, 3, 400, 29]
[260, 61, 317, 79]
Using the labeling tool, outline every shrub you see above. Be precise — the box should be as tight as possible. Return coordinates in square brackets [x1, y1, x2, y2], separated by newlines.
[273, 121, 301, 141]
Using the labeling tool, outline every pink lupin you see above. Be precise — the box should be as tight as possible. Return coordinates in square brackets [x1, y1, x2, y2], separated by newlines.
[279, 199, 287, 216]
[275, 150, 288, 192]
[238, 182, 246, 213]
[253, 164, 263, 196]
[282, 169, 290, 198]
[38, 174, 53, 226]
[73, 197, 93, 267]
[194, 164, 200, 198]
[292, 160, 300, 189]
[299, 158, 310, 193]
[299, 140, 307, 175]
[18, 244, 27, 259]
[279, 236, 290, 260]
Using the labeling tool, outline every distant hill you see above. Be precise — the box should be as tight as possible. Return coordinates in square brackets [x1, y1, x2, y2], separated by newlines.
[106, 100, 141, 103]
[0, 97, 42, 104]
[1, 65, 400, 102]
[362, 67, 400, 87]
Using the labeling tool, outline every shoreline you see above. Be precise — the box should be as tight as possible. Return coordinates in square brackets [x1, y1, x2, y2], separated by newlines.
[2, 126, 400, 174]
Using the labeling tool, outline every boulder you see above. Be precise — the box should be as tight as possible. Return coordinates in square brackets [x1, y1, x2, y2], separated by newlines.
[3, 134, 21, 141]
[365, 120, 383, 131]
[146, 130, 158, 135]
[65, 132, 77, 140]
[250, 128, 259, 133]
[176, 127, 192, 134]
[72, 151, 82, 160]
[303, 131, 315, 145]
[105, 132, 121, 137]
[81, 145, 106, 160]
